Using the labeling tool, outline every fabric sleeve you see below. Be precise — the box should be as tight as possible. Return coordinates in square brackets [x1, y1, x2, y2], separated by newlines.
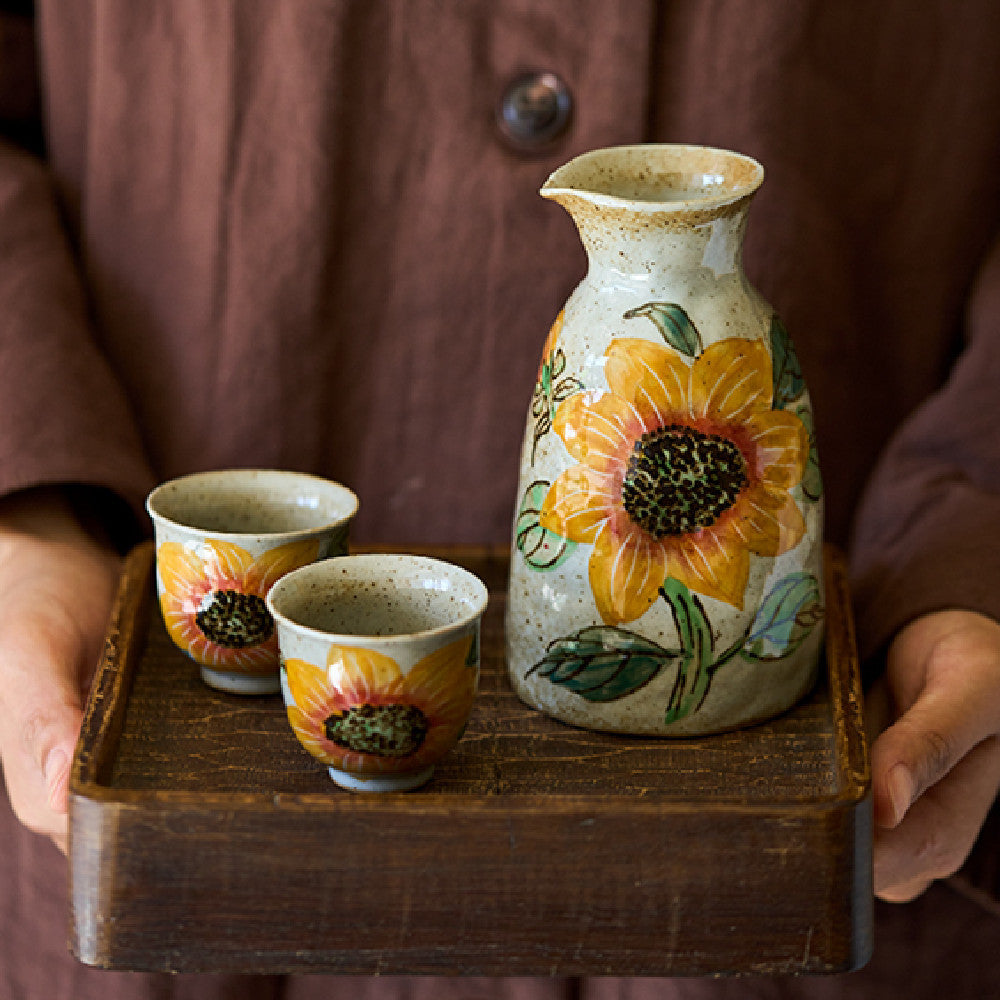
[0, 137, 155, 520]
[850, 229, 1000, 911]
[849, 229, 1000, 662]
[0, 8, 153, 529]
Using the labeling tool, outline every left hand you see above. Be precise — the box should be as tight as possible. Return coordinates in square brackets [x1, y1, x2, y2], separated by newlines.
[0, 489, 122, 853]
[867, 609, 1000, 902]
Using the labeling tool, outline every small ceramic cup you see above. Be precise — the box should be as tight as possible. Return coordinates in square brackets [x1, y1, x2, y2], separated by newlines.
[146, 469, 359, 695]
[266, 554, 488, 792]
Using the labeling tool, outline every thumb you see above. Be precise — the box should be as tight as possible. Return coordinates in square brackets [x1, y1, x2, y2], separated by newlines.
[873, 611, 1000, 830]
[872, 706, 957, 829]
[33, 703, 83, 817]
[0, 617, 88, 848]
[0, 491, 123, 850]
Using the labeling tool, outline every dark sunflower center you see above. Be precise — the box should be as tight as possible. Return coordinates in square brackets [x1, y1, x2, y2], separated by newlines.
[195, 589, 274, 648]
[621, 424, 749, 538]
[324, 704, 429, 757]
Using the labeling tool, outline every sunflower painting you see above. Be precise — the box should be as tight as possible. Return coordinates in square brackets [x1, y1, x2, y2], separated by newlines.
[284, 635, 476, 778]
[156, 538, 321, 672]
[540, 331, 809, 626]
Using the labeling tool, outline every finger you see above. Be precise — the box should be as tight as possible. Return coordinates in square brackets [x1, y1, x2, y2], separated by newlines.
[874, 613, 1000, 829]
[876, 874, 933, 904]
[873, 734, 1000, 899]
[872, 682, 1000, 830]
[0, 612, 86, 846]
[1, 696, 82, 845]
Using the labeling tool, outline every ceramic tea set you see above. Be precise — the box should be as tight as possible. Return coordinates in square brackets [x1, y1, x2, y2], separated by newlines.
[146, 144, 825, 792]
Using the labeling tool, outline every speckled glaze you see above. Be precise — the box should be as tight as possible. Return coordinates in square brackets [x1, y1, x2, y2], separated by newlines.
[506, 145, 825, 736]
[267, 554, 488, 792]
[146, 469, 358, 695]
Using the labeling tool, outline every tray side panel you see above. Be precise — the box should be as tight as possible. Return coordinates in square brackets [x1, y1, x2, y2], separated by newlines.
[68, 798, 871, 977]
[822, 545, 870, 799]
[69, 795, 123, 968]
[72, 541, 154, 790]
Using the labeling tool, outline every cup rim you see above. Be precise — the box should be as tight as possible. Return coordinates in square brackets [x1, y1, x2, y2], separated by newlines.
[266, 553, 489, 646]
[145, 468, 359, 541]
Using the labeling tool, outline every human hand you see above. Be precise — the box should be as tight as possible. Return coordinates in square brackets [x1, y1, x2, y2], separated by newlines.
[0, 489, 122, 852]
[867, 609, 1000, 902]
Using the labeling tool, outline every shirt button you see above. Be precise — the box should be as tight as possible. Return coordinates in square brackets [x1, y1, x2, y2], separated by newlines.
[496, 71, 573, 152]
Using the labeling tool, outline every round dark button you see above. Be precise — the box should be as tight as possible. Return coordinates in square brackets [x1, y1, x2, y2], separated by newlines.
[496, 71, 573, 151]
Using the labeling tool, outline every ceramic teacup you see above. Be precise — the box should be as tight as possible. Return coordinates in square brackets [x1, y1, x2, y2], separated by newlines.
[146, 469, 359, 695]
[266, 553, 488, 792]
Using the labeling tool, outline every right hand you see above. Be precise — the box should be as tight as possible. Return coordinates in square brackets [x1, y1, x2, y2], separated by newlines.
[866, 610, 1000, 902]
[0, 489, 122, 852]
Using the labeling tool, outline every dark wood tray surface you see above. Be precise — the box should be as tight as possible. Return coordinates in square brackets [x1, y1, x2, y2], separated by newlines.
[69, 542, 872, 977]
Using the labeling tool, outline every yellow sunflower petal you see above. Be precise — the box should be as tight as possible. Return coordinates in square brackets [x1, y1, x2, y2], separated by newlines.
[744, 410, 809, 491]
[285, 657, 332, 715]
[724, 492, 803, 553]
[552, 390, 637, 466]
[199, 539, 256, 587]
[604, 337, 691, 428]
[721, 486, 786, 557]
[771, 494, 807, 555]
[286, 704, 338, 765]
[540, 465, 616, 543]
[406, 635, 473, 691]
[664, 529, 750, 609]
[405, 635, 476, 720]
[690, 338, 772, 424]
[161, 601, 201, 651]
[244, 538, 322, 592]
[327, 645, 404, 704]
[156, 541, 206, 598]
[588, 525, 667, 625]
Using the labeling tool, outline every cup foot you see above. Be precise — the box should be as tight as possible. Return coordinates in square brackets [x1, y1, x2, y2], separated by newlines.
[200, 666, 280, 696]
[327, 766, 435, 793]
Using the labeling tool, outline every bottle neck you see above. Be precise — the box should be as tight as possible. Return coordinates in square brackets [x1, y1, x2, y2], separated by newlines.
[555, 192, 753, 283]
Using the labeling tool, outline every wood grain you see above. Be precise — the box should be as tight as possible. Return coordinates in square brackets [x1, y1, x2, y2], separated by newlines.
[69, 542, 872, 976]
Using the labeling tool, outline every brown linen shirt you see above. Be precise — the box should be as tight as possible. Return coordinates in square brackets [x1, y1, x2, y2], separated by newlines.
[2, 2, 1000, 997]
[3, 0, 1000, 657]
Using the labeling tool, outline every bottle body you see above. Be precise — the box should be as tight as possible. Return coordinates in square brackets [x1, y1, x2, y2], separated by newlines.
[506, 145, 825, 735]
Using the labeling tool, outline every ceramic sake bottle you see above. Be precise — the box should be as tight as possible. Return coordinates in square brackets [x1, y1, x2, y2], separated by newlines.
[506, 144, 825, 736]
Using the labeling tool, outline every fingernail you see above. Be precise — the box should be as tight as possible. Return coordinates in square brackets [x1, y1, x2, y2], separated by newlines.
[886, 763, 915, 827]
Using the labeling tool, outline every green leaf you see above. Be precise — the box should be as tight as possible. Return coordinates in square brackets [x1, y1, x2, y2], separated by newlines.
[465, 630, 479, 668]
[743, 572, 823, 661]
[515, 480, 576, 571]
[529, 626, 677, 702]
[624, 302, 702, 357]
[769, 314, 804, 409]
[794, 405, 824, 502]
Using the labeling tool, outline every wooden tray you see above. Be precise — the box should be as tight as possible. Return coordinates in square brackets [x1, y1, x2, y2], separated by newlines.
[69, 542, 872, 977]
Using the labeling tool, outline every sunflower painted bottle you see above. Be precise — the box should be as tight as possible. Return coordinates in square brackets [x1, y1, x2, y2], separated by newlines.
[507, 144, 825, 735]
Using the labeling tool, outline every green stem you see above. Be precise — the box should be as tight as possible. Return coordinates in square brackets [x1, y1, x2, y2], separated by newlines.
[661, 580, 713, 724]
[659, 581, 755, 723]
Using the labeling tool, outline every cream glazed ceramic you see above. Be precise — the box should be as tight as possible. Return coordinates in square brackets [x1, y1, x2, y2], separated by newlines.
[267, 554, 488, 792]
[146, 469, 359, 695]
[506, 144, 825, 736]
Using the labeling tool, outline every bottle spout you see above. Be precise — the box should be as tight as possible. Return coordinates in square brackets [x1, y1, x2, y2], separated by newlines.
[540, 144, 764, 277]
[540, 143, 763, 212]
